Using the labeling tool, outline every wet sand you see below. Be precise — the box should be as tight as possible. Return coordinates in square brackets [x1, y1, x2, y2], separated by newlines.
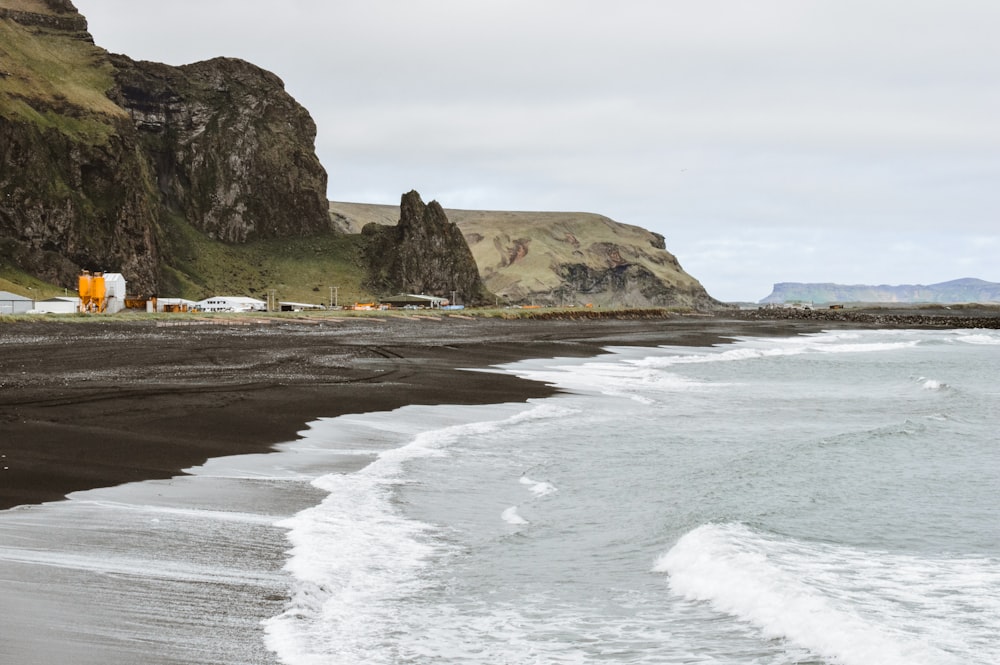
[1, 310, 994, 510]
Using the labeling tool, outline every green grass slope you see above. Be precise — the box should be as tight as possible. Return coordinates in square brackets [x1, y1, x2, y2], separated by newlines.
[155, 215, 375, 305]
[1, 214, 377, 306]
[0, 1, 125, 141]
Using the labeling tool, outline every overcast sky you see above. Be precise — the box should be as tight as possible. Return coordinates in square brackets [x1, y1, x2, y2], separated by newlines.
[78, 1, 999, 301]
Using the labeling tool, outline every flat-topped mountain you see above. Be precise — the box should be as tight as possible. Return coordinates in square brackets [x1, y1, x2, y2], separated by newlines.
[760, 278, 1000, 304]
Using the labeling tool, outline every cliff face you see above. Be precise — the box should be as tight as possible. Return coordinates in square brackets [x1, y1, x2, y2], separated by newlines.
[0, 0, 329, 294]
[360, 191, 490, 305]
[334, 201, 724, 309]
[108, 55, 329, 244]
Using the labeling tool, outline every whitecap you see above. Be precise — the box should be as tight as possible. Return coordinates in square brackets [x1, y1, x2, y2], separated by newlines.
[519, 475, 557, 497]
[654, 523, 995, 665]
[501, 506, 528, 525]
[917, 376, 948, 391]
[952, 332, 1000, 345]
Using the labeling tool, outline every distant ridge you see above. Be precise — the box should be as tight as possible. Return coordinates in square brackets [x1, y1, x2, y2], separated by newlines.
[760, 278, 1000, 304]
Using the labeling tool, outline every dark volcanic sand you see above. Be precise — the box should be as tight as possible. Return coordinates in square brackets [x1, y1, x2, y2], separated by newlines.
[1, 310, 992, 510]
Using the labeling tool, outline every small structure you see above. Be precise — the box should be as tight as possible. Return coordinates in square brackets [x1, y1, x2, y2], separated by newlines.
[378, 293, 448, 309]
[0, 290, 33, 315]
[196, 296, 268, 312]
[34, 297, 81, 314]
[149, 297, 198, 313]
[279, 301, 326, 312]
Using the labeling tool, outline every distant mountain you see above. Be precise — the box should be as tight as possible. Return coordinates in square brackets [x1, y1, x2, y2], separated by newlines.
[760, 278, 1000, 304]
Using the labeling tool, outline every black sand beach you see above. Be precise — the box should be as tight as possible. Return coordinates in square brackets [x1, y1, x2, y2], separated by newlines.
[2, 310, 998, 510]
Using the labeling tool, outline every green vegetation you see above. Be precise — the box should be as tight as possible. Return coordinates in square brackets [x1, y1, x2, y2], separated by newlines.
[3, 0, 59, 14]
[0, 15, 124, 143]
[157, 216, 376, 305]
[0, 256, 69, 299]
[1, 211, 376, 305]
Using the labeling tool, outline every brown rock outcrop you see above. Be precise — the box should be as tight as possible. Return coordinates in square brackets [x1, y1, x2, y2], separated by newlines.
[361, 191, 491, 305]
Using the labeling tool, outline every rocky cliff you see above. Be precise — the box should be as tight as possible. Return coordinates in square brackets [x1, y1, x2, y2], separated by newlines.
[108, 55, 329, 244]
[0, 0, 329, 294]
[333, 201, 724, 309]
[360, 191, 491, 305]
[760, 278, 1000, 304]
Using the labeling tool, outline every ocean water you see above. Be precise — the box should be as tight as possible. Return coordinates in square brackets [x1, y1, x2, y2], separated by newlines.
[2, 328, 999, 664]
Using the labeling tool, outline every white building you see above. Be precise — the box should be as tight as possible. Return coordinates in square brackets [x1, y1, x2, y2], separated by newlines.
[378, 293, 448, 308]
[0, 291, 33, 315]
[102, 273, 128, 314]
[196, 296, 268, 312]
[33, 296, 81, 314]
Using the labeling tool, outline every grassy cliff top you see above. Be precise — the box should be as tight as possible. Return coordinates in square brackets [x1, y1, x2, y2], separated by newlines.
[1, 0, 59, 13]
[0, 4, 125, 141]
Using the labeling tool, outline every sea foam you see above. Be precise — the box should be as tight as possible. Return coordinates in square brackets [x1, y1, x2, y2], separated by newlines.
[519, 475, 557, 497]
[952, 331, 1000, 345]
[501, 506, 528, 525]
[655, 523, 999, 665]
[263, 402, 573, 664]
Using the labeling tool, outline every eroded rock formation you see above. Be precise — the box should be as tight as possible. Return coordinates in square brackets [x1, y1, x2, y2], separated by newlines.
[361, 191, 491, 305]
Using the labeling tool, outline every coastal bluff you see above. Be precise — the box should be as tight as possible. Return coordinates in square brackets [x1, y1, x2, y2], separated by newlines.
[331, 201, 725, 310]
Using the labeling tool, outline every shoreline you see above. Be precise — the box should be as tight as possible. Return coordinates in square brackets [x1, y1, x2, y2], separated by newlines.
[1, 311, 994, 510]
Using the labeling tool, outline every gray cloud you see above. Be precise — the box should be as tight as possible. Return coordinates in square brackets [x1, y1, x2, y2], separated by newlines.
[78, 0, 1000, 301]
